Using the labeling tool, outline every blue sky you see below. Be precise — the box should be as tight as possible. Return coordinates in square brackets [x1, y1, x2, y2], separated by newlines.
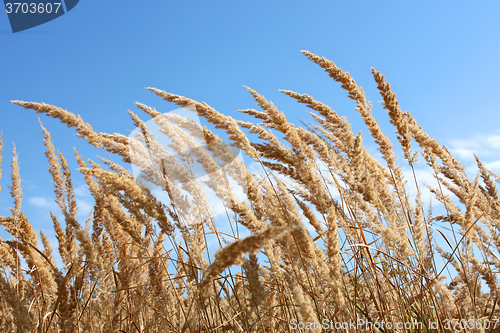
[1, 1, 500, 265]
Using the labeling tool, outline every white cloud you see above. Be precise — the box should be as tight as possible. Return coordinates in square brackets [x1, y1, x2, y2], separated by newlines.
[448, 134, 500, 161]
[28, 192, 95, 223]
[73, 184, 89, 197]
[443, 133, 500, 180]
[485, 160, 500, 172]
[449, 147, 478, 161]
[487, 135, 500, 149]
[28, 196, 59, 211]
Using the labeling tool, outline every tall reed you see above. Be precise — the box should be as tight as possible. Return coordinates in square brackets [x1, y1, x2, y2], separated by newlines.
[1, 51, 499, 332]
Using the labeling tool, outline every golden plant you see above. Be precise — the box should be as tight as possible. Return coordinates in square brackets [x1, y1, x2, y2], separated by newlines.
[1, 51, 499, 332]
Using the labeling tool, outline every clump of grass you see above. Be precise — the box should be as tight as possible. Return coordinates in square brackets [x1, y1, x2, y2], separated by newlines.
[1, 51, 499, 332]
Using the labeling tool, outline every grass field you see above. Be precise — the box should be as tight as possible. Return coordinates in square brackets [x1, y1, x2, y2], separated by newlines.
[1, 51, 499, 332]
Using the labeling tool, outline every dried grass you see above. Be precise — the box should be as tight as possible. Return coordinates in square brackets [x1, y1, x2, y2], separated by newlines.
[1, 51, 500, 332]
